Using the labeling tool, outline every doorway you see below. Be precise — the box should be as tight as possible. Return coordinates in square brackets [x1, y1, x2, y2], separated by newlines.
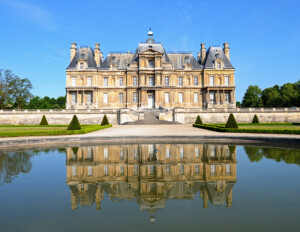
[148, 93, 155, 108]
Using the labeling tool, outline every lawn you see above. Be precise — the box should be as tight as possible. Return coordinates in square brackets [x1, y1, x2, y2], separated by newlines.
[193, 123, 300, 134]
[0, 124, 112, 137]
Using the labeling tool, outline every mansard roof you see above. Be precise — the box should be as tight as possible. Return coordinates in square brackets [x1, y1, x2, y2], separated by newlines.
[100, 53, 134, 70]
[168, 53, 202, 70]
[67, 46, 97, 70]
[203, 46, 234, 69]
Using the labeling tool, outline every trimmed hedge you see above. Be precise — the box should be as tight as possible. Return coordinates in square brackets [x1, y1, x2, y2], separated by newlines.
[68, 115, 81, 130]
[193, 124, 300, 134]
[195, 115, 203, 125]
[0, 124, 112, 137]
[226, 113, 238, 128]
[40, 115, 48, 125]
[101, 114, 109, 126]
[252, 114, 259, 124]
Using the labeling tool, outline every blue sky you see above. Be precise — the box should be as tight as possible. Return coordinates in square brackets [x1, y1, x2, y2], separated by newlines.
[0, 0, 299, 101]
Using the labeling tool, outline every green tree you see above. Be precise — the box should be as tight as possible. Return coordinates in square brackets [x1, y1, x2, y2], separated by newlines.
[252, 114, 259, 123]
[195, 115, 203, 125]
[101, 114, 110, 126]
[40, 115, 48, 125]
[241, 85, 263, 107]
[225, 113, 238, 128]
[236, 101, 241, 107]
[11, 77, 33, 109]
[280, 83, 299, 107]
[56, 96, 66, 109]
[68, 115, 81, 130]
[261, 85, 281, 107]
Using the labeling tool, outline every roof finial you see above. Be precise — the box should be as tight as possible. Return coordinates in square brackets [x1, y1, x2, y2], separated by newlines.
[148, 27, 153, 37]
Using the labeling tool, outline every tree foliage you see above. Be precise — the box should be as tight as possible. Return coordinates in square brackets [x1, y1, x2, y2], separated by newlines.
[252, 114, 259, 124]
[67, 115, 81, 130]
[195, 115, 203, 125]
[40, 115, 48, 125]
[225, 113, 238, 128]
[27, 96, 66, 109]
[0, 69, 33, 109]
[101, 114, 110, 126]
[241, 85, 263, 107]
[242, 80, 300, 107]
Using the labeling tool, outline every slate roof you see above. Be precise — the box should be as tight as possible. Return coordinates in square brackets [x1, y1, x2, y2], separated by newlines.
[168, 53, 202, 70]
[203, 46, 234, 69]
[67, 47, 97, 70]
[100, 53, 134, 70]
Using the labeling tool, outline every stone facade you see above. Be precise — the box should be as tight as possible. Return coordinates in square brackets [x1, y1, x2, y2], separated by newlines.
[66, 29, 235, 110]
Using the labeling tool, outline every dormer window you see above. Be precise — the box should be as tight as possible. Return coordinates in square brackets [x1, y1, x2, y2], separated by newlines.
[81, 53, 85, 59]
[80, 62, 84, 70]
[185, 56, 189, 63]
[112, 56, 116, 63]
[217, 62, 221, 69]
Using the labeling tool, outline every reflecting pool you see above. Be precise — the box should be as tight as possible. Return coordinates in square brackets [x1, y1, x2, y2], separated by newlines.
[0, 143, 299, 232]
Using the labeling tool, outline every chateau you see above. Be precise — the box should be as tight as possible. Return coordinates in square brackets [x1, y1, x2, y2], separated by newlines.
[66, 29, 235, 109]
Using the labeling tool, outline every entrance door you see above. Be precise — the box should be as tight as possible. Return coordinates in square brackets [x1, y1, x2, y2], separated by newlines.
[148, 94, 154, 108]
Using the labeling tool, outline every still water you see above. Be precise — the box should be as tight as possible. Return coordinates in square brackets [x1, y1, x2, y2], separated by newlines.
[0, 143, 299, 232]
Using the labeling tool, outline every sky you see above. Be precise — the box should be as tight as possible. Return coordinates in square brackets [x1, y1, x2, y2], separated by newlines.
[0, 0, 299, 101]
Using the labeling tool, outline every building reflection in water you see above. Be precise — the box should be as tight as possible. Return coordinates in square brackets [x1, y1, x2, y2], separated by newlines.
[66, 144, 237, 220]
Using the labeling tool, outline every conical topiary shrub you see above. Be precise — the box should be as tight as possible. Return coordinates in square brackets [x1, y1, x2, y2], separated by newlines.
[40, 115, 48, 125]
[195, 115, 203, 125]
[67, 115, 81, 130]
[225, 113, 238, 128]
[252, 114, 259, 124]
[101, 114, 109, 126]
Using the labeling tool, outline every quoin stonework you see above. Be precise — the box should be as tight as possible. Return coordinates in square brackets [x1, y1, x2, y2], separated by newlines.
[66, 29, 235, 110]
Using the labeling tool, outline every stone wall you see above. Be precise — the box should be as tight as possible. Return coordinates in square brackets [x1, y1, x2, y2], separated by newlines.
[173, 108, 300, 124]
[0, 108, 299, 125]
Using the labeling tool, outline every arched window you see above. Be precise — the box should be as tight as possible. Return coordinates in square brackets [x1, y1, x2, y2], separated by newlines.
[80, 62, 84, 69]
[217, 62, 221, 69]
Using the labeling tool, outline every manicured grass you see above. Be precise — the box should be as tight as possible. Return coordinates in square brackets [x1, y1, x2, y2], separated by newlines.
[0, 124, 112, 137]
[193, 123, 300, 134]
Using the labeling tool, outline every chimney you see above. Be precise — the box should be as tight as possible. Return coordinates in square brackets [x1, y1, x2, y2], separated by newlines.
[94, 43, 100, 67]
[200, 43, 206, 65]
[223, 42, 230, 61]
[70, 43, 77, 62]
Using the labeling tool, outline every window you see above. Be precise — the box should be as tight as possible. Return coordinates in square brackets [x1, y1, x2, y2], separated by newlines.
[103, 93, 108, 103]
[195, 165, 200, 174]
[119, 77, 123, 86]
[104, 166, 109, 176]
[120, 165, 124, 175]
[179, 92, 183, 103]
[194, 77, 198, 86]
[166, 164, 170, 175]
[225, 92, 230, 103]
[104, 148, 108, 159]
[166, 148, 170, 159]
[210, 147, 216, 157]
[103, 77, 108, 86]
[195, 147, 199, 158]
[217, 62, 221, 69]
[185, 56, 189, 63]
[226, 164, 231, 175]
[119, 93, 124, 103]
[72, 166, 77, 176]
[112, 56, 116, 63]
[150, 165, 155, 175]
[87, 147, 93, 159]
[87, 76, 92, 86]
[148, 59, 154, 68]
[133, 77, 137, 86]
[133, 92, 138, 103]
[224, 76, 229, 86]
[210, 92, 215, 103]
[211, 165, 216, 175]
[133, 148, 138, 159]
[87, 92, 92, 104]
[209, 76, 214, 86]
[88, 166, 92, 176]
[120, 150, 124, 160]
[72, 93, 77, 104]
[134, 165, 138, 175]
[149, 77, 154, 86]
[80, 62, 84, 70]
[178, 77, 183, 86]
[180, 147, 184, 158]
[72, 77, 76, 86]
[180, 164, 184, 175]
[165, 92, 170, 103]
[194, 92, 198, 103]
[165, 76, 169, 86]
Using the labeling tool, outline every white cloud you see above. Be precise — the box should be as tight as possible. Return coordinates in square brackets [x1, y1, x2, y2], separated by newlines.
[0, 0, 56, 29]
